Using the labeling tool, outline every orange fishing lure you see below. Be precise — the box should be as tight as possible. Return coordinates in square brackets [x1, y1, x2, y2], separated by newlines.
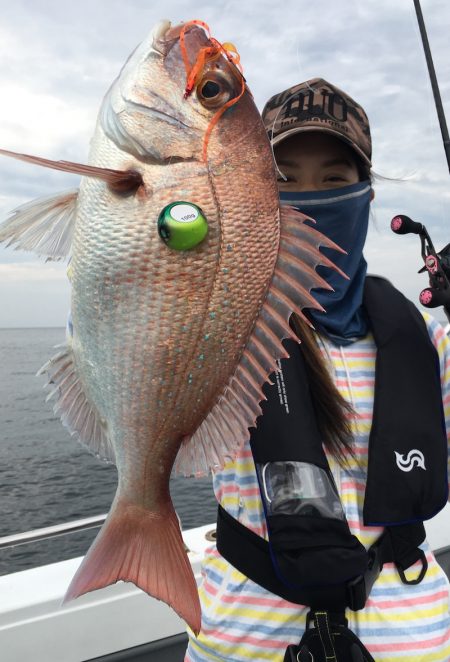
[179, 20, 246, 161]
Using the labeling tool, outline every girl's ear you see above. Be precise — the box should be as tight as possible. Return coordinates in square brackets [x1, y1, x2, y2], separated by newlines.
[370, 188, 375, 202]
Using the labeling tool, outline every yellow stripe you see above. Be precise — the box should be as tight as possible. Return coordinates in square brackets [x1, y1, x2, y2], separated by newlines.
[239, 497, 262, 510]
[359, 603, 449, 622]
[380, 645, 450, 662]
[219, 495, 238, 509]
[333, 358, 376, 369]
[198, 585, 212, 610]
[206, 555, 230, 574]
[212, 604, 300, 622]
[236, 459, 257, 473]
[189, 635, 286, 661]
[339, 387, 375, 400]
[375, 561, 443, 582]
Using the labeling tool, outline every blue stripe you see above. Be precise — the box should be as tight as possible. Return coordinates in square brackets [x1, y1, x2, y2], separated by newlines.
[353, 618, 450, 638]
[370, 576, 447, 596]
[200, 613, 304, 638]
[204, 567, 226, 586]
[213, 473, 255, 485]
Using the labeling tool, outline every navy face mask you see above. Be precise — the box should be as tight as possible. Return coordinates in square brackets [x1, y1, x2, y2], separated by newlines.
[279, 180, 372, 345]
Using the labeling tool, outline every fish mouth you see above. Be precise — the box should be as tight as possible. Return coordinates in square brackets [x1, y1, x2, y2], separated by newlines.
[151, 20, 204, 58]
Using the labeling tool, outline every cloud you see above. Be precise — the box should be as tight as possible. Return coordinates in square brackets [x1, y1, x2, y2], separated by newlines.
[0, 261, 67, 282]
[0, 0, 449, 326]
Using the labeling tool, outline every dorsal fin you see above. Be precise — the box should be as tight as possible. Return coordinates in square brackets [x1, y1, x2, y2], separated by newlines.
[173, 205, 346, 477]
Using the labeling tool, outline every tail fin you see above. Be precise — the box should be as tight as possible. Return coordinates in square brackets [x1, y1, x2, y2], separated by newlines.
[64, 498, 201, 634]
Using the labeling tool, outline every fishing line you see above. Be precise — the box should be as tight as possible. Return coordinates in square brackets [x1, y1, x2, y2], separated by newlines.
[267, 26, 320, 183]
[267, 89, 305, 183]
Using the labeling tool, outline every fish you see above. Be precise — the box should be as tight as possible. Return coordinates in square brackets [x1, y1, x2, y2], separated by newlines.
[0, 19, 345, 634]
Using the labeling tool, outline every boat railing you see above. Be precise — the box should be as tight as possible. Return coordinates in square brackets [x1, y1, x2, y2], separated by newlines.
[0, 514, 107, 550]
[0, 514, 214, 553]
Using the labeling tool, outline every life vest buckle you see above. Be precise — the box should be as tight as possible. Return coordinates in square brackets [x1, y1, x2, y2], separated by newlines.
[346, 547, 381, 611]
[289, 610, 376, 662]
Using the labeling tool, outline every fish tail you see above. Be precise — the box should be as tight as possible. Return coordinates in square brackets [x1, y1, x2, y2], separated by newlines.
[63, 498, 201, 634]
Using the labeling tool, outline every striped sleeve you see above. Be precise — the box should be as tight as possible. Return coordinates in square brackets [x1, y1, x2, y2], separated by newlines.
[422, 313, 450, 488]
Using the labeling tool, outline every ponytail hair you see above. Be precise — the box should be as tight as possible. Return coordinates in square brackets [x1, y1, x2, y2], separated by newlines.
[289, 313, 355, 464]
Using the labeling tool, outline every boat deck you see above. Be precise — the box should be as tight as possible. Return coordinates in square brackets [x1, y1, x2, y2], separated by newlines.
[1, 507, 449, 662]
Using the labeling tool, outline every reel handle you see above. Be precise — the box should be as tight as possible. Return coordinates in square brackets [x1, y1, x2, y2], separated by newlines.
[391, 214, 424, 235]
[419, 287, 450, 309]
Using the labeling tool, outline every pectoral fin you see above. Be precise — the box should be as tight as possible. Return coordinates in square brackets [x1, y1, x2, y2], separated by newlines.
[0, 148, 143, 196]
[0, 189, 78, 259]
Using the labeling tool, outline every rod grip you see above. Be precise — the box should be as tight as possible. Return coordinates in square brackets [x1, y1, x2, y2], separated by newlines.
[391, 215, 424, 235]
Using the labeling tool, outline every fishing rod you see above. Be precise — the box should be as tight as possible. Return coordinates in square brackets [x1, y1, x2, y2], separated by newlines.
[413, 0, 450, 174]
[392, 0, 450, 323]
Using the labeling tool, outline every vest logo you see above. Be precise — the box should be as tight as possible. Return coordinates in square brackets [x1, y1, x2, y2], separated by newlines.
[394, 450, 426, 472]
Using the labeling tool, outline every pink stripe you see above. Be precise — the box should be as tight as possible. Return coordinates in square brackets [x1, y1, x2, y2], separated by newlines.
[434, 326, 445, 341]
[218, 485, 259, 496]
[220, 593, 298, 608]
[237, 449, 253, 459]
[342, 480, 366, 491]
[354, 412, 373, 420]
[241, 487, 260, 497]
[368, 629, 450, 652]
[366, 589, 449, 609]
[346, 520, 383, 536]
[202, 579, 218, 597]
[328, 350, 375, 358]
[335, 379, 374, 388]
[201, 627, 287, 650]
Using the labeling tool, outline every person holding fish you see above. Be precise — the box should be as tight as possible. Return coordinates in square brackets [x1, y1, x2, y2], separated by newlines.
[185, 79, 450, 662]
[0, 19, 449, 662]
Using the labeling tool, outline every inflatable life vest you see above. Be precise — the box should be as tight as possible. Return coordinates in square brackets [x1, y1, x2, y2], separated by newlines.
[216, 276, 449, 661]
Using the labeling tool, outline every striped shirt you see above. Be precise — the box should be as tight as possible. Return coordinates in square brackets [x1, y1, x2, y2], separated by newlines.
[185, 313, 450, 661]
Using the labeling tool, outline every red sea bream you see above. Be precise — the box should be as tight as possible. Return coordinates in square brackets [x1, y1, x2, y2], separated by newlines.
[0, 20, 344, 633]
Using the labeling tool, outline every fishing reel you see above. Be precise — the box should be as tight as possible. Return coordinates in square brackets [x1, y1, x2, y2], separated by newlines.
[391, 214, 450, 322]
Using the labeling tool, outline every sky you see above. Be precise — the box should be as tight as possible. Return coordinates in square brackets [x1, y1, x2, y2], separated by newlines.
[0, 0, 449, 327]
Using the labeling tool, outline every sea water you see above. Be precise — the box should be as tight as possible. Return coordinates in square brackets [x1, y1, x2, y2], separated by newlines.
[0, 328, 217, 575]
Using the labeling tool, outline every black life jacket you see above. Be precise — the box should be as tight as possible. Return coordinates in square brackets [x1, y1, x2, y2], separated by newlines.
[217, 275, 448, 614]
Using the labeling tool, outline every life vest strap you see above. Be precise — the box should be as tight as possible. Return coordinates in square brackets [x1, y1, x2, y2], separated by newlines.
[216, 504, 426, 611]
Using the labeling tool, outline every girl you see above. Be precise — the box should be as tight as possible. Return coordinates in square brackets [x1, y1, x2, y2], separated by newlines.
[185, 78, 450, 662]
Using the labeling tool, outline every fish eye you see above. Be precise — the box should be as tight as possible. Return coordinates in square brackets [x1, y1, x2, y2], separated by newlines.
[201, 80, 220, 98]
[196, 72, 235, 109]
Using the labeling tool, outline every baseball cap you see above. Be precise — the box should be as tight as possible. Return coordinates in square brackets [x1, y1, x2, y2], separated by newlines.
[262, 78, 372, 166]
